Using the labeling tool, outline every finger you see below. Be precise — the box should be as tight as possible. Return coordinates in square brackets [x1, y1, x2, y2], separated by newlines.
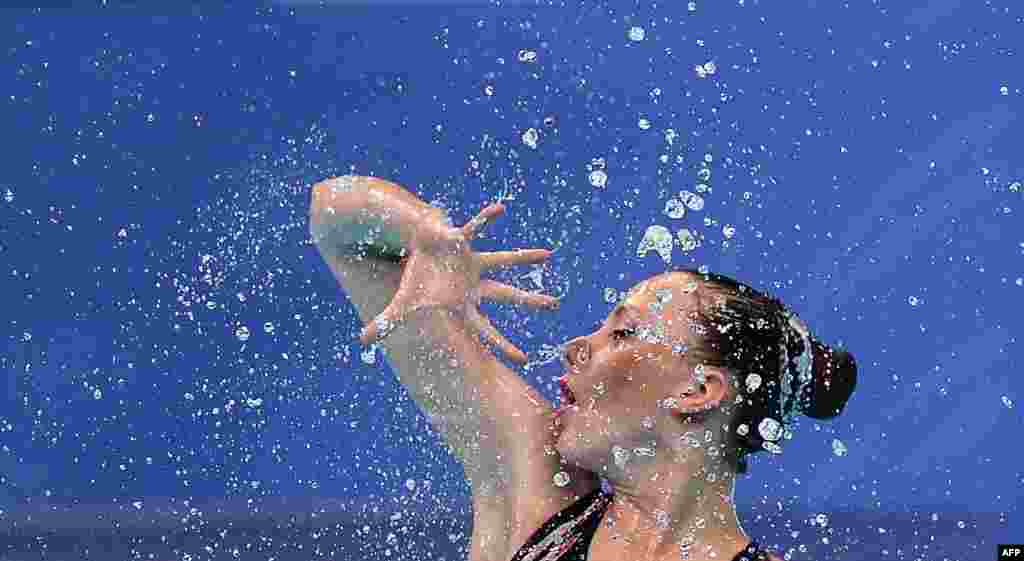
[477, 248, 553, 271]
[468, 307, 528, 365]
[357, 282, 418, 345]
[358, 310, 401, 346]
[479, 280, 561, 310]
[461, 202, 505, 240]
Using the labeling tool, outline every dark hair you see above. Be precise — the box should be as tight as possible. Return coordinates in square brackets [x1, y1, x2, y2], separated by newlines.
[664, 268, 858, 475]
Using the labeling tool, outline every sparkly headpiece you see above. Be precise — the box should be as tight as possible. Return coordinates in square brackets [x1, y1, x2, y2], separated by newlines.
[753, 309, 816, 454]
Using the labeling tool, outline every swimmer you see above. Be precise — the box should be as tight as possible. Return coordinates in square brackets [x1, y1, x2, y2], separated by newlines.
[310, 176, 857, 561]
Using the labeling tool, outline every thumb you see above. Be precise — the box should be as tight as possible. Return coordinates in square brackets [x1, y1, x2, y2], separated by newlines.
[358, 288, 419, 345]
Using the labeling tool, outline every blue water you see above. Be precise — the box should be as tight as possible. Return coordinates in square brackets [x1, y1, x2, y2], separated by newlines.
[1, 2, 1021, 560]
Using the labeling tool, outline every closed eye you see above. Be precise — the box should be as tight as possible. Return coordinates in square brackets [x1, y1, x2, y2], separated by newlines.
[612, 327, 637, 340]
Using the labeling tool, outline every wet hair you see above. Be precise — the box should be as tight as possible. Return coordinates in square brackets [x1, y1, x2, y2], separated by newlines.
[663, 268, 858, 475]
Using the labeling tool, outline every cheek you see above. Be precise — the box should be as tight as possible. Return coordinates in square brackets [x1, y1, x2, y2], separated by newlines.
[596, 351, 676, 406]
[617, 360, 672, 390]
[604, 376, 657, 411]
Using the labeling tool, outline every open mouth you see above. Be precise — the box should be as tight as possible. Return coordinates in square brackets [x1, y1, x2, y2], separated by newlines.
[558, 377, 577, 406]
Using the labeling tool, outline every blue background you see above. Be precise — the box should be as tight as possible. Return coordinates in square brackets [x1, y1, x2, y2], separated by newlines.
[1, 2, 1020, 560]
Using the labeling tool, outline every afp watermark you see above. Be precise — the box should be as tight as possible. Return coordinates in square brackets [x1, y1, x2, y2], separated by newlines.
[999, 545, 1024, 559]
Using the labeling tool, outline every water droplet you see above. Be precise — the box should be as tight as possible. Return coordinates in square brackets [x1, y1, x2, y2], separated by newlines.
[676, 228, 699, 252]
[612, 445, 631, 468]
[603, 287, 619, 304]
[263, 322, 275, 334]
[664, 198, 686, 219]
[679, 191, 704, 211]
[521, 266, 545, 289]
[702, 61, 717, 76]
[1001, 395, 1014, 409]
[758, 417, 782, 441]
[628, 26, 645, 42]
[93, 388, 102, 400]
[374, 317, 395, 339]
[235, 325, 250, 342]
[517, 49, 537, 63]
[832, 438, 848, 457]
[588, 169, 608, 188]
[655, 509, 671, 529]
[763, 441, 783, 454]
[553, 471, 571, 487]
[637, 225, 674, 263]
[361, 345, 378, 365]
[521, 128, 539, 149]
[722, 225, 736, 239]
[745, 373, 762, 392]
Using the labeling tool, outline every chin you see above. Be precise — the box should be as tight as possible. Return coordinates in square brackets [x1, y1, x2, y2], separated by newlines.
[555, 428, 609, 473]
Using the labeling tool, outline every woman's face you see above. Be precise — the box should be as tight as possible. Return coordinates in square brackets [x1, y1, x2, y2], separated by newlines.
[554, 273, 723, 470]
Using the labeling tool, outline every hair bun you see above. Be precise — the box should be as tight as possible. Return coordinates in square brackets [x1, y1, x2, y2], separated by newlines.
[803, 339, 857, 420]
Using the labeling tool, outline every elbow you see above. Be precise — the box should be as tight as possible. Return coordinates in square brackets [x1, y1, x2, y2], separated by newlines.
[310, 176, 373, 228]
[311, 176, 352, 216]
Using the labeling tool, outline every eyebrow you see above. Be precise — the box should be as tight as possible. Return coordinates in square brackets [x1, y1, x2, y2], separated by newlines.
[610, 303, 640, 321]
[593, 304, 637, 331]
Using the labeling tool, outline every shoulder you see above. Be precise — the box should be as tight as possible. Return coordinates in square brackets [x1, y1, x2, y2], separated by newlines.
[472, 477, 600, 561]
[765, 551, 784, 561]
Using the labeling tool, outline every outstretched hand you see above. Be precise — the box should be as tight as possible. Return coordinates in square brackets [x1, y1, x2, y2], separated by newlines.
[356, 202, 559, 365]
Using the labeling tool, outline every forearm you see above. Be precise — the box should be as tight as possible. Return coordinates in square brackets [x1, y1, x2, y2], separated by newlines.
[323, 251, 547, 492]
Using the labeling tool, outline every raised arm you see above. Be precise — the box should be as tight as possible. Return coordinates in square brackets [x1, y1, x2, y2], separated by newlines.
[308, 177, 557, 494]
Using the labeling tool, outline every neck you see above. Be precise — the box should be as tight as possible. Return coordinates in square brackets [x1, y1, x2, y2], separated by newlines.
[590, 445, 750, 561]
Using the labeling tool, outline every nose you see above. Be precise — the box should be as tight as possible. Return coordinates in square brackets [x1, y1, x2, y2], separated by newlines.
[561, 336, 591, 372]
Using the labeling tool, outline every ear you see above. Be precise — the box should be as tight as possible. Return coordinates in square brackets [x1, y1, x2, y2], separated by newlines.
[669, 364, 733, 414]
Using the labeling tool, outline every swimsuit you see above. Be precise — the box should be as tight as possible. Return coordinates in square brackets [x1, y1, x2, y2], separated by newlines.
[509, 487, 770, 561]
